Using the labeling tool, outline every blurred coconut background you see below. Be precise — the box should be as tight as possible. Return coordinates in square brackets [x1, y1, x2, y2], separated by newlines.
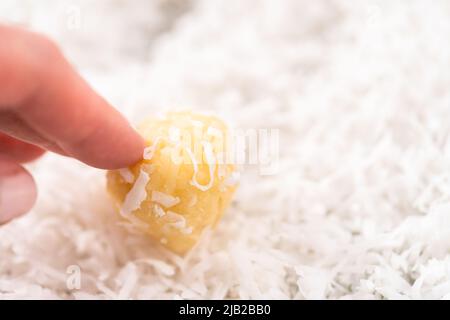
[1, 0, 450, 299]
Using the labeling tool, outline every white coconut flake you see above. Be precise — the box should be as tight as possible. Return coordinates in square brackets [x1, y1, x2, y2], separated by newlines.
[136, 258, 174, 276]
[166, 211, 186, 229]
[121, 169, 150, 216]
[153, 204, 166, 217]
[141, 164, 155, 174]
[143, 137, 163, 160]
[151, 191, 180, 208]
[117, 263, 139, 300]
[118, 168, 134, 184]
[164, 211, 192, 235]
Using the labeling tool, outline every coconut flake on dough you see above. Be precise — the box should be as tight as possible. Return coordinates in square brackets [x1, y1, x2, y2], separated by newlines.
[164, 211, 192, 235]
[118, 168, 134, 183]
[121, 169, 150, 216]
[153, 204, 166, 217]
[151, 191, 180, 208]
[143, 137, 163, 160]
[141, 163, 155, 174]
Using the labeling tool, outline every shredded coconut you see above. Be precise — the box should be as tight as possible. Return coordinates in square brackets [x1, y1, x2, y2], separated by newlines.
[121, 169, 150, 216]
[141, 164, 155, 174]
[2, 0, 450, 301]
[143, 137, 163, 160]
[118, 168, 134, 184]
[153, 204, 166, 217]
[151, 191, 180, 208]
[164, 211, 192, 235]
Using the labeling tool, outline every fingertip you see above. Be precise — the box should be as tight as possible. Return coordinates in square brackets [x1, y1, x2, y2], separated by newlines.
[0, 160, 37, 225]
[108, 130, 146, 169]
[62, 124, 145, 170]
[0, 26, 145, 170]
[92, 131, 145, 170]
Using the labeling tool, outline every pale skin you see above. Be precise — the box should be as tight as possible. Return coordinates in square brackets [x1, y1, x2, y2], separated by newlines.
[0, 25, 145, 224]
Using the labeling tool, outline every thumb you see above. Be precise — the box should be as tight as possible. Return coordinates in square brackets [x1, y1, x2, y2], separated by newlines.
[0, 159, 37, 224]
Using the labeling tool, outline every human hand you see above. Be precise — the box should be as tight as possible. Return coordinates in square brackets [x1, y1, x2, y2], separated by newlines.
[0, 25, 144, 224]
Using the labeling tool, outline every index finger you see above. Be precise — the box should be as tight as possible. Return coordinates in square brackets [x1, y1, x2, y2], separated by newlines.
[0, 25, 144, 169]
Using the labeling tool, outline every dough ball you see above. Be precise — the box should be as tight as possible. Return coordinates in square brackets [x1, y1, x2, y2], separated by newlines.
[107, 111, 238, 254]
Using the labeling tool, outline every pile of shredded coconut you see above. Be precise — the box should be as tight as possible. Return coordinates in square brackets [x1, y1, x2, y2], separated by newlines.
[1, 0, 450, 299]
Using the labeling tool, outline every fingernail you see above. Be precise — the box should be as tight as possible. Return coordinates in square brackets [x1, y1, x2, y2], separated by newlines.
[0, 161, 37, 224]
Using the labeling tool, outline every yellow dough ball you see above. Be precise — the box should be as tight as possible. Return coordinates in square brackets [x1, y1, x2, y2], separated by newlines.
[106, 111, 239, 254]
